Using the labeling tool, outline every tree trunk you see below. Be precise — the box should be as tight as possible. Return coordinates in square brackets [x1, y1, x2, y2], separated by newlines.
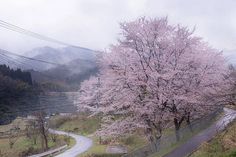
[41, 137, 44, 150]
[99, 136, 102, 144]
[186, 113, 193, 132]
[154, 137, 161, 151]
[174, 118, 180, 141]
[9, 142, 13, 149]
[33, 136, 37, 145]
[43, 133, 48, 150]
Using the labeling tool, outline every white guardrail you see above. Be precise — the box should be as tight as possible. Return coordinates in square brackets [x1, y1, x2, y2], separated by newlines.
[28, 145, 67, 157]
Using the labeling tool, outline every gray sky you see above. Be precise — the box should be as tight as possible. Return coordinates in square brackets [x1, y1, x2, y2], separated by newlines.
[0, 0, 235, 55]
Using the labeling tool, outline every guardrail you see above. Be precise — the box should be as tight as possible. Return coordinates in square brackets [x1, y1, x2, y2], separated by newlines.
[28, 145, 67, 157]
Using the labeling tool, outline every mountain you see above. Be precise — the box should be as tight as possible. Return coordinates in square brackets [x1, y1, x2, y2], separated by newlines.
[22, 46, 96, 71]
[29, 58, 98, 91]
[23, 46, 98, 91]
[223, 50, 236, 65]
[44, 58, 97, 80]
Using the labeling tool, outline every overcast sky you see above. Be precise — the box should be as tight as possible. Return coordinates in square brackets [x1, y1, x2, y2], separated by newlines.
[0, 0, 235, 55]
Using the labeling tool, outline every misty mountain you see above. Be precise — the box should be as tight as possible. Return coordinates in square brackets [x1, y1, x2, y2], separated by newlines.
[28, 54, 98, 91]
[23, 46, 96, 71]
[223, 50, 236, 65]
[44, 58, 97, 80]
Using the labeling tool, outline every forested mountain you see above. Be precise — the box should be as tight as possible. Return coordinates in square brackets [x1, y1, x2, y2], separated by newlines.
[0, 64, 32, 85]
[0, 45, 98, 123]
[18, 46, 98, 91]
[0, 64, 38, 124]
[29, 58, 98, 91]
[11, 46, 99, 91]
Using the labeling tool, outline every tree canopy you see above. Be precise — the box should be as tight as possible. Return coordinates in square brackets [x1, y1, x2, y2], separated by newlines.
[78, 17, 233, 141]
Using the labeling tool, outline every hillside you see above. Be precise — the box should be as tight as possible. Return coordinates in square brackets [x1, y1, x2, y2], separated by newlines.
[22, 46, 98, 91]
[22, 46, 96, 71]
[30, 58, 98, 91]
[223, 49, 236, 64]
[0, 65, 38, 124]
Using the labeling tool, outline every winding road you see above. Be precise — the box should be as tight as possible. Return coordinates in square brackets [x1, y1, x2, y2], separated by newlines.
[163, 108, 236, 157]
[49, 129, 93, 157]
[31, 107, 235, 157]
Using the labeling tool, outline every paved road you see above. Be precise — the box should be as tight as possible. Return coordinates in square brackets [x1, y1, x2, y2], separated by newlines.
[163, 108, 236, 157]
[49, 129, 93, 157]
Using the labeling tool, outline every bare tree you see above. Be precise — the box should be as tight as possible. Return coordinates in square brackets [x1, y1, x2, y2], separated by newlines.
[34, 111, 49, 150]
[26, 119, 39, 145]
[8, 122, 20, 149]
[49, 130, 58, 143]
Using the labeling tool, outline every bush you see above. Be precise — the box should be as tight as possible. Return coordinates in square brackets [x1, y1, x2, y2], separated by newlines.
[49, 116, 70, 128]
[18, 147, 38, 157]
[121, 136, 135, 145]
[63, 135, 71, 145]
[228, 150, 236, 157]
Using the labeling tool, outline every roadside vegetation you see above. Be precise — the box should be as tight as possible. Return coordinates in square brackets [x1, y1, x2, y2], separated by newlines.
[49, 110, 223, 157]
[0, 133, 71, 157]
[189, 120, 236, 157]
[49, 113, 102, 136]
[0, 116, 74, 157]
[49, 113, 147, 157]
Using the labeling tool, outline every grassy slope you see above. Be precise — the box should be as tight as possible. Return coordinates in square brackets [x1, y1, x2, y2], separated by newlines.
[0, 117, 75, 157]
[0, 134, 72, 157]
[149, 110, 225, 157]
[189, 120, 236, 157]
[49, 114, 101, 136]
[50, 109, 227, 157]
[49, 114, 147, 157]
[79, 134, 147, 157]
[0, 117, 28, 132]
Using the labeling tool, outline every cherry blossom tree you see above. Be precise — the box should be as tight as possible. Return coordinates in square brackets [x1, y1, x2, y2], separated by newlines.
[78, 17, 231, 142]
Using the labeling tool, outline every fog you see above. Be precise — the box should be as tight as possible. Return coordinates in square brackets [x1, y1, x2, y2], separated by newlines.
[0, 0, 235, 56]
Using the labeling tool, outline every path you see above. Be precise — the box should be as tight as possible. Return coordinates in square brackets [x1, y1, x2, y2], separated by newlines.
[49, 129, 93, 157]
[163, 108, 236, 157]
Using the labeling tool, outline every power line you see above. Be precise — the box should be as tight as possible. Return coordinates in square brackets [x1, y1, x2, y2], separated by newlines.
[0, 49, 61, 66]
[0, 53, 24, 68]
[0, 20, 80, 48]
[0, 53, 31, 68]
[2, 102, 78, 115]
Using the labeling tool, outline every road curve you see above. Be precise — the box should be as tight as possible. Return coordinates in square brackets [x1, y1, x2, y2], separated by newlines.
[49, 129, 93, 157]
[163, 108, 236, 157]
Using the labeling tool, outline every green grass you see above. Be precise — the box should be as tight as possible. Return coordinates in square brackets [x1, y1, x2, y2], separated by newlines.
[189, 120, 236, 157]
[79, 137, 107, 157]
[148, 111, 224, 157]
[0, 134, 71, 157]
[0, 117, 28, 132]
[0, 117, 76, 157]
[49, 114, 102, 136]
[119, 134, 147, 151]
[51, 113, 209, 157]
[53, 110, 224, 157]
[78, 134, 147, 157]
[50, 114, 148, 157]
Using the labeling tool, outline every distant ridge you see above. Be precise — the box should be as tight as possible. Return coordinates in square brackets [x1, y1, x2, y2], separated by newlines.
[21, 46, 96, 71]
[223, 50, 236, 65]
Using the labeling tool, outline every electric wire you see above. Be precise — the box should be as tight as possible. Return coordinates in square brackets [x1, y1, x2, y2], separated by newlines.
[0, 20, 75, 47]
